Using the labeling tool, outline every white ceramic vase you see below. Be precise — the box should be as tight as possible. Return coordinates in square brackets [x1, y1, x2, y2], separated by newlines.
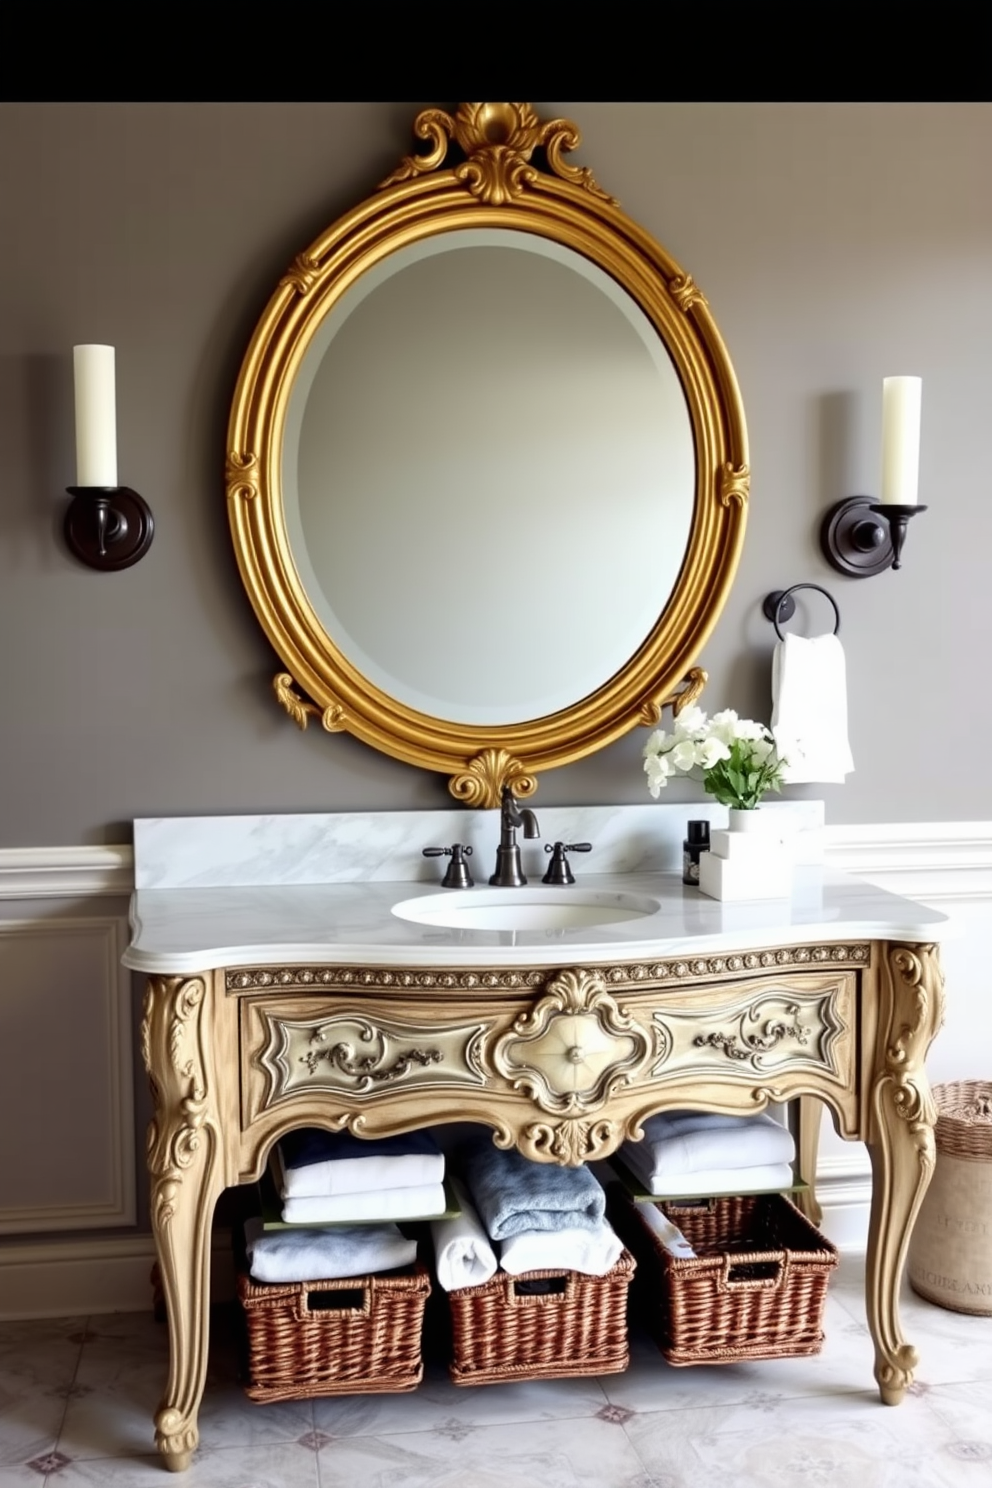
[697, 805, 793, 900]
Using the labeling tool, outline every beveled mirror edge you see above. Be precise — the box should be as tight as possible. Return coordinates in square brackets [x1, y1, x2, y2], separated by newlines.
[227, 103, 748, 808]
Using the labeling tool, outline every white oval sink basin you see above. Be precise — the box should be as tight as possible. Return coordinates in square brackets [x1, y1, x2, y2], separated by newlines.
[391, 887, 660, 933]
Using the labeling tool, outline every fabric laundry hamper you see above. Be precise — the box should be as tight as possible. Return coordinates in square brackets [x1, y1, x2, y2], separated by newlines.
[908, 1081, 992, 1316]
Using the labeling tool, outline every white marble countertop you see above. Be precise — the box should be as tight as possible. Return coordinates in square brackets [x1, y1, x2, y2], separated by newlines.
[123, 868, 949, 974]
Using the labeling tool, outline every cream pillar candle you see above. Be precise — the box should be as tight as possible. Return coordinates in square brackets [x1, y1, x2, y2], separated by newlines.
[73, 344, 118, 487]
[880, 375, 922, 506]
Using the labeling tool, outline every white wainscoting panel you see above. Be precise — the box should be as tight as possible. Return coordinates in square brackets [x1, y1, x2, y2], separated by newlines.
[0, 916, 135, 1233]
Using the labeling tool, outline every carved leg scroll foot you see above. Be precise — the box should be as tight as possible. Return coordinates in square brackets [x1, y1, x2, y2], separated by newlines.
[142, 975, 224, 1473]
[865, 944, 944, 1406]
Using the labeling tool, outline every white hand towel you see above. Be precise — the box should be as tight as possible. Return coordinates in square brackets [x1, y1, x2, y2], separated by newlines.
[431, 1178, 498, 1292]
[636, 1204, 696, 1259]
[620, 1157, 795, 1199]
[281, 1182, 446, 1225]
[499, 1219, 624, 1277]
[771, 631, 854, 783]
[244, 1217, 417, 1284]
[627, 1112, 795, 1182]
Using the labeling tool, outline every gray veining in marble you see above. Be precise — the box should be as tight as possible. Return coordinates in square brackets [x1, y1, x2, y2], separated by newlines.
[133, 801, 826, 890]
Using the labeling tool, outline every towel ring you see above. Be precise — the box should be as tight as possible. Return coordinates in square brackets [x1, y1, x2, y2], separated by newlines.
[762, 583, 840, 643]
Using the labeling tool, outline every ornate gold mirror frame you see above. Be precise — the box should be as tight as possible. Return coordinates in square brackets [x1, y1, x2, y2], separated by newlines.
[227, 103, 748, 806]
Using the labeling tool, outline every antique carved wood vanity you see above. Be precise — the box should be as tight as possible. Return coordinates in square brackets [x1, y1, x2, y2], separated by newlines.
[131, 855, 946, 1472]
[130, 106, 948, 1471]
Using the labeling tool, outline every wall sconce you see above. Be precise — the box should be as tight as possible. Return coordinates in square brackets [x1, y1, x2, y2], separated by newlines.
[820, 376, 926, 577]
[64, 345, 154, 571]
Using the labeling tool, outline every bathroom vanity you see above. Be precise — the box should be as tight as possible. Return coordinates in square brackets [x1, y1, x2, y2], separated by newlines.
[126, 810, 947, 1472]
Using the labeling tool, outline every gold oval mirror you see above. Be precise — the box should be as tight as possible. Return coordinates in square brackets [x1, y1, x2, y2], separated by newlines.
[227, 103, 748, 807]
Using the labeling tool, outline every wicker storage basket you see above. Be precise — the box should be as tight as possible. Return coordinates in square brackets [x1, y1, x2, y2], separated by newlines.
[237, 1263, 431, 1402]
[613, 1192, 837, 1365]
[908, 1080, 992, 1316]
[447, 1250, 635, 1386]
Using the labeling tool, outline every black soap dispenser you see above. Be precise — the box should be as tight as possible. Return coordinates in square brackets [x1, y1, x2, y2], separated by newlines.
[682, 820, 710, 885]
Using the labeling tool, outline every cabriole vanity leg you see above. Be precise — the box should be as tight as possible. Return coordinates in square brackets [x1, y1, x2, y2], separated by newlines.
[793, 1095, 824, 1227]
[864, 943, 944, 1405]
[141, 974, 225, 1471]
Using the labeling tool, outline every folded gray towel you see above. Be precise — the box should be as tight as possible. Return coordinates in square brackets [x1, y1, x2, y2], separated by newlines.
[462, 1138, 606, 1241]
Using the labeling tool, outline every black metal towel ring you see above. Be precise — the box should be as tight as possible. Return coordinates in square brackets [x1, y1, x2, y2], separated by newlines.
[762, 583, 841, 643]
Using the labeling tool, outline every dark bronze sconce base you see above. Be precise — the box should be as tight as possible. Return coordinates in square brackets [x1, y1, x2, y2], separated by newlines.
[820, 495, 926, 577]
[64, 486, 154, 571]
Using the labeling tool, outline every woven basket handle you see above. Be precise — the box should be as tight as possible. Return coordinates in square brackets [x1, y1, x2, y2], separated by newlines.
[508, 1273, 575, 1306]
[294, 1279, 372, 1322]
[720, 1251, 789, 1292]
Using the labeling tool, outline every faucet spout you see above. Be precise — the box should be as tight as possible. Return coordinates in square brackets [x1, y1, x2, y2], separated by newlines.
[489, 786, 540, 887]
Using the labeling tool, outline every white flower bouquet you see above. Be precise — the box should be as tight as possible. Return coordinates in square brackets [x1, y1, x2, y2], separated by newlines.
[643, 707, 787, 811]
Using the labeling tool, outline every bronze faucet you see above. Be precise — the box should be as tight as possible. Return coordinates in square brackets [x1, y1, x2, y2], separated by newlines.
[489, 785, 540, 887]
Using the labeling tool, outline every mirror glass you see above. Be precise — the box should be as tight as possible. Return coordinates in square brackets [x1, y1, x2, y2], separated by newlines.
[283, 228, 695, 726]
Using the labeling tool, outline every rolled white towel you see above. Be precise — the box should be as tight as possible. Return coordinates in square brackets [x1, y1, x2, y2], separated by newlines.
[431, 1178, 498, 1292]
[621, 1154, 796, 1199]
[281, 1181, 447, 1225]
[244, 1217, 416, 1284]
[499, 1219, 624, 1277]
[636, 1204, 696, 1259]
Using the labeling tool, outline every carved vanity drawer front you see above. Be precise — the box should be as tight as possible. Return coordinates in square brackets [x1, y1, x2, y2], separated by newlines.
[644, 970, 856, 1093]
[239, 991, 515, 1126]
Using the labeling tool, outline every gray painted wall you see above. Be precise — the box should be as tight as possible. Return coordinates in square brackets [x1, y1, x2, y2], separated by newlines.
[2, 103, 989, 846]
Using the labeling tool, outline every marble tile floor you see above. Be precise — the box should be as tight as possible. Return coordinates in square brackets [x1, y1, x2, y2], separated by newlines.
[2, 1255, 991, 1488]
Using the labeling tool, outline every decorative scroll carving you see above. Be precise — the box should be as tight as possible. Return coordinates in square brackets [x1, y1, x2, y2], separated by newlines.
[302, 1040, 442, 1083]
[226, 945, 870, 995]
[225, 451, 258, 502]
[639, 666, 708, 727]
[718, 463, 750, 509]
[448, 748, 537, 808]
[516, 1117, 618, 1167]
[653, 985, 849, 1083]
[380, 102, 613, 207]
[669, 273, 708, 313]
[256, 1010, 488, 1107]
[273, 674, 347, 734]
[142, 977, 215, 1232]
[494, 968, 650, 1116]
[693, 1004, 810, 1062]
[866, 942, 946, 1403]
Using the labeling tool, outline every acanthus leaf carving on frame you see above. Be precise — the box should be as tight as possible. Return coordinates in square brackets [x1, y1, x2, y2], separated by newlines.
[638, 666, 708, 727]
[448, 748, 537, 809]
[493, 967, 650, 1117]
[380, 102, 613, 207]
[272, 674, 348, 734]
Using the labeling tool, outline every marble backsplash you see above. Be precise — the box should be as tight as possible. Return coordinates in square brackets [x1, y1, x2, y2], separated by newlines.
[134, 800, 825, 890]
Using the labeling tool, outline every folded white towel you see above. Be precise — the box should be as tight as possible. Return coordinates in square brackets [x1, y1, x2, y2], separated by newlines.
[620, 1155, 795, 1199]
[277, 1128, 444, 1198]
[627, 1111, 795, 1183]
[636, 1204, 696, 1259]
[771, 631, 854, 784]
[431, 1177, 498, 1293]
[281, 1182, 447, 1225]
[244, 1217, 417, 1284]
[499, 1219, 624, 1277]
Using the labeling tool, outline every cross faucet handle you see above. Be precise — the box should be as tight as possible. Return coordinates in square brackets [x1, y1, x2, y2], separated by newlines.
[423, 844, 474, 889]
